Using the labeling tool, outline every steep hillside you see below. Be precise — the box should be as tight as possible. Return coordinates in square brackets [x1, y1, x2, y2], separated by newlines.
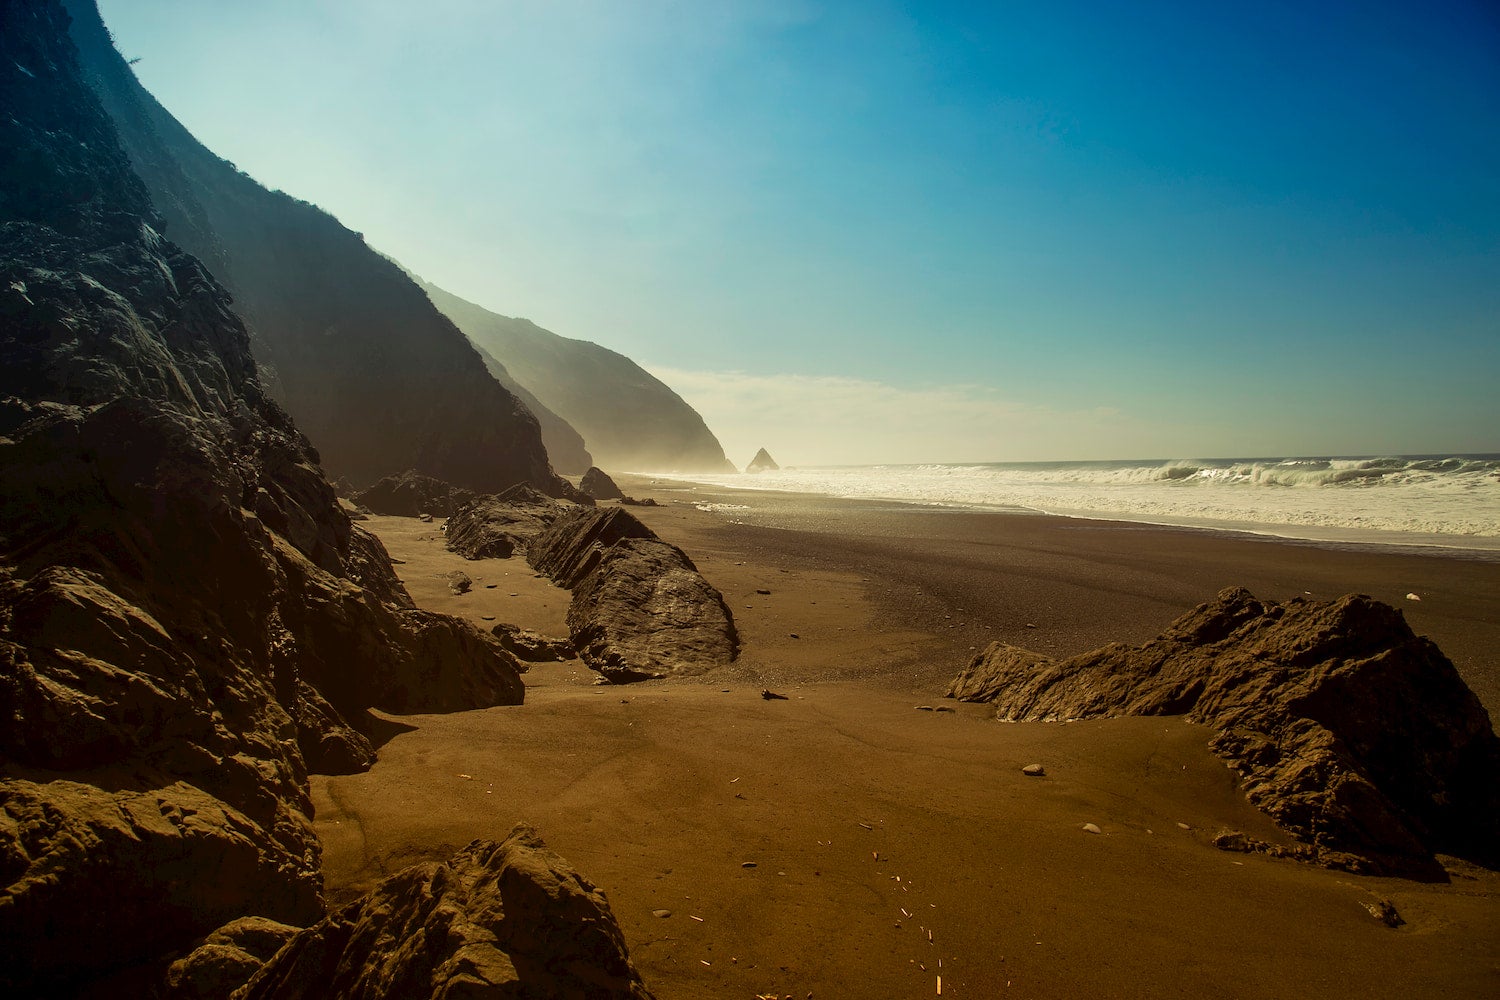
[0, 2, 525, 990]
[62, 0, 575, 496]
[469, 337, 592, 473]
[419, 278, 735, 474]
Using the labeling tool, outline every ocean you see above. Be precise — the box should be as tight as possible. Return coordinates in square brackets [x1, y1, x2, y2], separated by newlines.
[654, 455, 1500, 554]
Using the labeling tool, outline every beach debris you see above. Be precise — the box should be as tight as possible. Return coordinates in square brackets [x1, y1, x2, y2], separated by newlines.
[690, 915, 704, 922]
[652, 909, 672, 918]
[1021, 763, 1045, 777]
[742, 862, 758, 868]
[1024, 622, 1037, 628]
[1405, 592, 1421, 601]
[1178, 822, 1191, 830]
[757, 588, 772, 595]
[915, 705, 935, 711]
[857, 822, 875, 831]
[789, 633, 801, 639]
[762, 689, 790, 700]
[1082, 823, 1103, 835]
[1364, 898, 1405, 928]
[457, 773, 473, 780]
[935, 705, 955, 713]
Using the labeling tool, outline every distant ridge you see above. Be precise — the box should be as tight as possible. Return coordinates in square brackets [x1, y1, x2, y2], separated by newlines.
[417, 277, 736, 474]
[63, 0, 574, 497]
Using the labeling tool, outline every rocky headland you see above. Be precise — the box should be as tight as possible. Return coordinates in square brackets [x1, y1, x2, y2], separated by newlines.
[417, 278, 736, 475]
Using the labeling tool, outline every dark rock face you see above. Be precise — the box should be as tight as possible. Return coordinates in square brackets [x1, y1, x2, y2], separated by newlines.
[418, 277, 736, 474]
[0, 4, 524, 991]
[63, 0, 578, 498]
[746, 447, 779, 472]
[582, 465, 626, 500]
[354, 470, 478, 518]
[445, 486, 575, 560]
[953, 588, 1500, 875]
[238, 827, 655, 1000]
[528, 509, 738, 683]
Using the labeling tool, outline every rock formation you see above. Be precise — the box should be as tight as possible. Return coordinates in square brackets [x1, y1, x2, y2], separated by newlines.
[417, 277, 736, 474]
[237, 827, 654, 1000]
[354, 470, 479, 518]
[948, 588, 1500, 876]
[582, 465, 626, 501]
[444, 485, 577, 560]
[63, 0, 580, 498]
[0, 4, 525, 990]
[491, 623, 576, 662]
[746, 447, 779, 472]
[528, 508, 739, 682]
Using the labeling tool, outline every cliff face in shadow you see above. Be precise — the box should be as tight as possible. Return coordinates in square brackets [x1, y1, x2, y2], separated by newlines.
[419, 278, 736, 474]
[61, 0, 574, 496]
[469, 337, 593, 474]
[0, 2, 524, 991]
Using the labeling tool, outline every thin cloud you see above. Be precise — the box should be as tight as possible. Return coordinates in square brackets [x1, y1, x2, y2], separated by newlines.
[646, 367, 1138, 466]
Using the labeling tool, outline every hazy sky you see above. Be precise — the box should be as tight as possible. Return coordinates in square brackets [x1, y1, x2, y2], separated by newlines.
[97, 0, 1499, 466]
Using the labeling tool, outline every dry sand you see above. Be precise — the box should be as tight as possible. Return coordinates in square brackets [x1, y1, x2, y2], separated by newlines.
[317, 494, 1500, 999]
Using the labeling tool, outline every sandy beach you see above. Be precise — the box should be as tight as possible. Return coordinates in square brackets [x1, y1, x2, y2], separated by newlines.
[315, 483, 1500, 999]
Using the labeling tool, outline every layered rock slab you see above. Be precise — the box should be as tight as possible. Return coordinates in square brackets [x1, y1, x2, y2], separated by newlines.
[527, 508, 738, 682]
[949, 587, 1500, 875]
[354, 470, 478, 518]
[237, 826, 654, 1000]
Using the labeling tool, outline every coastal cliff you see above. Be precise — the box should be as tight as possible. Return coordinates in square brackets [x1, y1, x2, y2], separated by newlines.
[60, 0, 575, 497]
[0, 3, 538, 990]
[419, 277, 736, 474]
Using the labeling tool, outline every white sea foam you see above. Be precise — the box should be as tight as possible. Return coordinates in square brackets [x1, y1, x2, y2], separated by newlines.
[652, 456, 1500, 551]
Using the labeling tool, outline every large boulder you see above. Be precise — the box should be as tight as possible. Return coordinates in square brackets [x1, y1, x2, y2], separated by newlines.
[353, 470, 478, 518]
[581, 465, 626, 501]
[953, 588, 1500, 876]
[238, 826, 655, 1000]
[528, 508, 738, 682]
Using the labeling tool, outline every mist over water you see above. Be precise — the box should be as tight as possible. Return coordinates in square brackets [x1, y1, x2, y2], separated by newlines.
[655, 456, 1500, 552]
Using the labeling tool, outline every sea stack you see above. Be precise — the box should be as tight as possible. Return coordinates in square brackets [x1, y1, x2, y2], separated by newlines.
[746, 448, 780, 473]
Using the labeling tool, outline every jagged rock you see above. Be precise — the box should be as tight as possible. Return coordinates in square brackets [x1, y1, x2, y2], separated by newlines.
[581, 466, 626, 501]
[621, 496, 660, 507]
[746, 447, 779, 473]
[491, 623, 575, 662]
[955, 587, 1500, 875]
[165, 916, 300, 1000]
[0, 7, 526, 991]
[946, 644, 1054, 703]
[354, 470, 478, 518]
[528, 508, 738, 682]
[238, 826, 654, 1000]
[444, 486, 572, 560]
[446, 571, 473, 595]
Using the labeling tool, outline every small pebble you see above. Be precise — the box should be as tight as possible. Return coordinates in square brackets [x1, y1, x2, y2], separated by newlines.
[652, 909, 672, 918]
[1082, 823, 1102, 835]
[1022, 763, 1045, 777]
[741, 861, 758, 868]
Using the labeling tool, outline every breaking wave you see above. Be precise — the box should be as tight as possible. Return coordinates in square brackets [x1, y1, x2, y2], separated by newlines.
[653, 455, 1500, 547]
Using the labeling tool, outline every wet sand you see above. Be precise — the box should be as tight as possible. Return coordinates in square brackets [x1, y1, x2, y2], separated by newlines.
[316, 492, 1500, 999]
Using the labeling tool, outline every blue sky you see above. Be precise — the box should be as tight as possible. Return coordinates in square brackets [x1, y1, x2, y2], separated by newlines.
[97, 0, 1499, 465]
